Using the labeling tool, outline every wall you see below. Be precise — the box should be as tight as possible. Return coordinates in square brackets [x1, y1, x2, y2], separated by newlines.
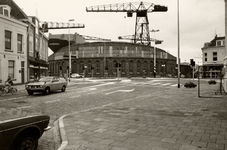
[0, 15, 27, 83]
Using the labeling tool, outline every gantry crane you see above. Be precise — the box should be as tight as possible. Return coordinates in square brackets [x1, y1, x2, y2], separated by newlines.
[86, 1, 167, 45]
[118, 34, 163, 45]
[40, 21, 85, 32]
[81, 35, 111, 41]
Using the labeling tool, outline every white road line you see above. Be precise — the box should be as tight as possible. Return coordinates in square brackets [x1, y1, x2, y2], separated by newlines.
[105, 91, 119, 95]
[151, 83, 161, 85]
[105, 89, 134, 95]
[0, 96, 25, 102]
[46, 99, 60, 103]
[17, 106, 31, 109]
[162, 83, 172, 86]
[70, 95, 80, 98]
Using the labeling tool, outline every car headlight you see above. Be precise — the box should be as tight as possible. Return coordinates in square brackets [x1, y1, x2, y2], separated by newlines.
[39, 85, 43, 88]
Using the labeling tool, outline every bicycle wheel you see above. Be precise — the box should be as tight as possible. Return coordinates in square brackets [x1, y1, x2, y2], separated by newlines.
[0, 89, 6, 96]
[11, 88, 17, 95]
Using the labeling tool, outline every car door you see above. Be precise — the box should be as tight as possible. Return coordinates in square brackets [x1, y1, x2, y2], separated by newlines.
[49, 77, 57, 91]
[55, 77, 61, 90]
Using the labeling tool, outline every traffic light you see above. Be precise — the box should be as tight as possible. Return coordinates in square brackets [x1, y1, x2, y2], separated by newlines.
[153, 5, 168, 12]
[190, 59, 195, 67]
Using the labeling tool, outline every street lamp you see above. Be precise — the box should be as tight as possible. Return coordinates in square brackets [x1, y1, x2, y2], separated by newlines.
[150, 29, 159, 78]
[68, 19, 74, 82]
[177, 0, 180, 88]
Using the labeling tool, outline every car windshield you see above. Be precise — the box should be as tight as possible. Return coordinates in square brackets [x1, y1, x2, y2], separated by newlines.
[39, 77, 53, 82]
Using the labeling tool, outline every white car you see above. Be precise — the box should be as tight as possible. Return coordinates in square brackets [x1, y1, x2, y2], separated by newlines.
[71, 73, 84, 78]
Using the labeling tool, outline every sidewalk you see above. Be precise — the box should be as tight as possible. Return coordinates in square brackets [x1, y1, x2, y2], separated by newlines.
[57, 86, 227, 150]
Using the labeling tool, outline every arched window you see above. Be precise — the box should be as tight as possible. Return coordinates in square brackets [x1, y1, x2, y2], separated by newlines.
[121, 61, 125, 73]
[87, 61, 92, 73]
[95, 61, 100, 73]
[129, 61, 134, 73]
[79, 61, 84, 74]
[137, 61, 141, 73]
[143, 61, 148, 72]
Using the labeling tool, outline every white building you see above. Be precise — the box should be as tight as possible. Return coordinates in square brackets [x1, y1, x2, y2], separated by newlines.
[201, 35, 225, 78]
[0, 5, 28, 84]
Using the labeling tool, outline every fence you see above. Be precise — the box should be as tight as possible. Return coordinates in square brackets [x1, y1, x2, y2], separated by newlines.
[197, 70, 227, 98]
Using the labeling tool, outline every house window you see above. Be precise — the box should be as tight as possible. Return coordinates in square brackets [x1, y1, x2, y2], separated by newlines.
[4, 9, 9, 17]
[204, 53, 207, 62]
[213, 52, 217, 61]
[0, 7, 3, 15]
[5, 30, 12, 50]
[17, 34, 23, 53]
[8, 60, 14, 78]
[216, 41, 222, 46]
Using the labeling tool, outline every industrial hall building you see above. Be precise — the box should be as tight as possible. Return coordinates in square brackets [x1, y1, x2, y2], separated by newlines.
[48, 33, 177, 78]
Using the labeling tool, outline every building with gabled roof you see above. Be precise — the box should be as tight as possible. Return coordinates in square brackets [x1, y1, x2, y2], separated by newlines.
[201, 35, 225, 78]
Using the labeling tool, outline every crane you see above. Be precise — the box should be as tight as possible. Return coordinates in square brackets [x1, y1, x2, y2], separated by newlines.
[81, 35, 111, 41]
[40, 21, 85, 32]
[118, 34, 163, 45]
[86, 1, 167, 45]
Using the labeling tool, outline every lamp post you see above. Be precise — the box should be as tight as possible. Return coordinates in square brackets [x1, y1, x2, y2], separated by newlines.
[151, 29, 159, 78]
[68, 19, 74, 82]
[177, 0, 180, 88]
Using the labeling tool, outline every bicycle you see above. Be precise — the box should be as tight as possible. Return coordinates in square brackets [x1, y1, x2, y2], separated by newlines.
[0, 84, 17, 96]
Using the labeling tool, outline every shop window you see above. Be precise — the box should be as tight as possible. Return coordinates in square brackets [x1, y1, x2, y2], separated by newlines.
[8, 60, 14, 78]
[5, 30, 12, 50]
[17, 34, 23, 53]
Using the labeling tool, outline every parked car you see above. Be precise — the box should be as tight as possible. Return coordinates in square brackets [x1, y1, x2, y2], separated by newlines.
[0, 107, 50, 150]
[71, 73, 84, 78]
[25, 76, 67, 95]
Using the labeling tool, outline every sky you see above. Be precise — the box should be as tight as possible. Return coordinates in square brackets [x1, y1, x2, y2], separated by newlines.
[14, 0, 225, 65]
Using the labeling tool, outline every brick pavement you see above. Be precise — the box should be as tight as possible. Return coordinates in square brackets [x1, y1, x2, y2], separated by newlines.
[56, 85, 227, 150]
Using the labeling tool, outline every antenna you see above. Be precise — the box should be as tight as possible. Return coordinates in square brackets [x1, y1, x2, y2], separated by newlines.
[36, 4, 38, 17]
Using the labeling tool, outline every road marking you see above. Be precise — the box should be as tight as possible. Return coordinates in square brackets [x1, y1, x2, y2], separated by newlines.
[46, 99, 60, 103]
[70, 95, 80, 98]
[17, 106, 31, 109]
[151, 83, 161, 85]
[161, 83, 172, 86]
[0, 96, 25, 102]
[105, 89, 134, 95]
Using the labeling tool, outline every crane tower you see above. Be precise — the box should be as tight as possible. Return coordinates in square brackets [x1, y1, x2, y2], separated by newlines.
[86, 1, 167, 45]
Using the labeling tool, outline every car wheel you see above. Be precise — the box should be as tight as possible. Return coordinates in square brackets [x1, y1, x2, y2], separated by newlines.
[12, 131, 38, 150]
[61, 86, 66, 92]
[45, 87, 50, 95]
[27, 91, 33, 95]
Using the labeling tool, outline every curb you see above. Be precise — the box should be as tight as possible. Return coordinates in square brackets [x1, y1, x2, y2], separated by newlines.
[57, 115, 68, 150]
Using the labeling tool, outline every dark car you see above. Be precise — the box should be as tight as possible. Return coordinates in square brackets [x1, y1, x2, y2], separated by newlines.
[0, 107, 50, 150]
[25, 76, 67, 95]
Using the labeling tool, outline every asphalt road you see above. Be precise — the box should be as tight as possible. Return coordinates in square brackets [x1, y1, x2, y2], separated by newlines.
[0, 78, 222, 150]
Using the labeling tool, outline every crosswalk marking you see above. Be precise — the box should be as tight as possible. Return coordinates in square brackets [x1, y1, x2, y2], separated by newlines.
[126, 81, 179, 88]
